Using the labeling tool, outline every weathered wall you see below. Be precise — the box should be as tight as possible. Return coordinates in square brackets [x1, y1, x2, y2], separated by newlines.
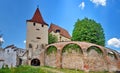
[46, 41, 120, 72]
[4, 48, 17, 67]
[62, 52, 83, 70]
[86, 50, 107, 71]
[45, 53, 57, 67]
[26, 21, 48, 66]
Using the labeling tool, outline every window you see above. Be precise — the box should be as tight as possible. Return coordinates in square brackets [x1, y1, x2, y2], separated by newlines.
[36, 28, 40, 30]
[55, 29, 60, 33]
[29, 44, 32, 48]
[7, 50, 9, 53]
[42, 25, 44, 27]
[33, 22, 36, 26]
[36, 37, 41, 39]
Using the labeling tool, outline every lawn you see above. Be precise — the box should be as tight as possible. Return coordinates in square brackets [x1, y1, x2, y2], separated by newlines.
[0, 66, 115, 73]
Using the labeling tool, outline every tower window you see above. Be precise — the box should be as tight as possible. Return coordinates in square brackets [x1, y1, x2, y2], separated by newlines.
[36, 37, 41, 39]
[36, 28, 40, 30]
[42, 25, 44, 27]
[33, 22, 36, 26]
[29, 44, 32, 48]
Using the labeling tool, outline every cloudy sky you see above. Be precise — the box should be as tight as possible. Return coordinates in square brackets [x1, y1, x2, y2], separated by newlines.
[0, 0, 120, 52]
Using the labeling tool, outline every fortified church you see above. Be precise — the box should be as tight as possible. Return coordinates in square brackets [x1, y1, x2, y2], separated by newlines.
[25, 7, 120, 72]
[0, 7, 120, 72]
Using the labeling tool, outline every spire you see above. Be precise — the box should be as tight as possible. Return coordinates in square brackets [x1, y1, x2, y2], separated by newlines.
[27, 8, 48, 26]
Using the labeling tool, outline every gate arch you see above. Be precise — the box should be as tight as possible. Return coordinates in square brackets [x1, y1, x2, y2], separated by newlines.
[31, 58, 40, 66]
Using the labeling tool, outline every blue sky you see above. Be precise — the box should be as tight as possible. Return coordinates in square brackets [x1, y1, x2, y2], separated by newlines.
[0, 0, 120, 52]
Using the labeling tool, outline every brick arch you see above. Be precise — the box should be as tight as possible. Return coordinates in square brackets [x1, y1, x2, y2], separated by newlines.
[107, 50, 119, 60]
[87, 46, 104, 55]
[46, 45, 57, 51]
[46, 41, 106, 54]
[61, 43, 83, 54]
[111, 50, 119, 60]
[46, 44, 58, 50]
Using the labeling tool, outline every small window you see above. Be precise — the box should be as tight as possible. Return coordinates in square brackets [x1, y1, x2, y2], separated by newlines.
[42, 25, 44, 27]
[55, 29, 60, 33]
[33, 22, 36, 26]
[36, 29, 40, 30]
[29, 44, 32, 48]
[22, 51, 24, 53]
[7, 50, 9, 53]
[36, 37, 41, 39]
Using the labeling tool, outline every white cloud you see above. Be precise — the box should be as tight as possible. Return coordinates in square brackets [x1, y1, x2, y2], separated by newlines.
[24, 40, 26, 44]
[0, 37, 4, 43]
[90, 0, 106, 6]
[107, 38, 120, 48]
[78, 2, 85, 10]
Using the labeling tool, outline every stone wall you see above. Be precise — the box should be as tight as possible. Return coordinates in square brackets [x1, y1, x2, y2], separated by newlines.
[46, 41, 120, 72]
[86, 50, 107, 71]
[45, 53, 57, 67]
[62, 52, 84, 70]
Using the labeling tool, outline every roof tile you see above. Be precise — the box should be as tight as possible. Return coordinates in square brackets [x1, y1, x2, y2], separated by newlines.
[27, 8, 48, 26]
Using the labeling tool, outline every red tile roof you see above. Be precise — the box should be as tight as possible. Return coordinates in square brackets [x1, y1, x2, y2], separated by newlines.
[49, 23, 71, 39]
[27, 8, 48, 26]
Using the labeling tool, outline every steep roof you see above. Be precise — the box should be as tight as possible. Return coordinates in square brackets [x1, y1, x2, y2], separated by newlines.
[27, 8, 48, 26]
[49, 23, 71, 39]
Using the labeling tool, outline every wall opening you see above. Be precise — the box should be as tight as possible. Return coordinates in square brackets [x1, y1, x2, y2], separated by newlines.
[19, 58, 22, 65]
[87, 46, 103, 55]
[31, 59, 40, 66]
[62, 43, 82, 54]
[46, 46, 57, 55]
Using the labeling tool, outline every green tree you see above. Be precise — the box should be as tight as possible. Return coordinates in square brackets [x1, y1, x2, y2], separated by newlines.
[72, 18, 105, 46]
[48, 34, 58, 44]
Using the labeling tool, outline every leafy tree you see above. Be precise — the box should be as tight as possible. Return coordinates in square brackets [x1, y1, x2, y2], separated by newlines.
[48, 34, 58, 44]
[72, 18, 105, 46]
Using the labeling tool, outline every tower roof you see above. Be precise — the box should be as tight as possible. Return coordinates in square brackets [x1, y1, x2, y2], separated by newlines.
[49, 23, 71, 39]
[27, 8, 48, 26]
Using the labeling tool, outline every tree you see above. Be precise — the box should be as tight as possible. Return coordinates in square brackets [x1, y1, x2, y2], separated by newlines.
[72, 18, 105, 46]
[48, 34, 58, 44]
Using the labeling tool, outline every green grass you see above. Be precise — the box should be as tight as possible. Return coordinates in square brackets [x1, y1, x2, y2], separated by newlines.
[0, 65, 115, 73]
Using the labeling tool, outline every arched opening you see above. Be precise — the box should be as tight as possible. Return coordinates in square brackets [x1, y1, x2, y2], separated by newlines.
[45, 46, 57, 67]
[31, 59, 40, 66]
[108, 51, 118, 60]
[86, 46, 107, 71]
[62, 43, 83, 70]
[62, 43, 83, 54]
[87, 46, 103, 55]
[46, 46, 57, 55]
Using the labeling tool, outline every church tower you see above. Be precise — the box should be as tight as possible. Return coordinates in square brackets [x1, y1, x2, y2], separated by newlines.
[26, 8, 48, 66]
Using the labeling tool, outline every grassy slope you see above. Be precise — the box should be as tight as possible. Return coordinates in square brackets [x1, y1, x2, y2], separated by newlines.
[0, 66, 114, 73]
